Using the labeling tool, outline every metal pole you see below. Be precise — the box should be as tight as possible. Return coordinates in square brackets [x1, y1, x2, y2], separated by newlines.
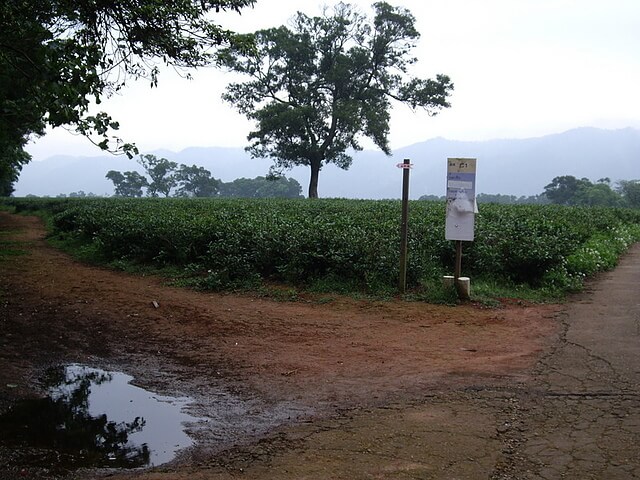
[399, 158, 410, 294]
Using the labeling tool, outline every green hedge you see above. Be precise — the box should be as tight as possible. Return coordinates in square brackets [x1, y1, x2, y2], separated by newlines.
[3, 197, 639, 293]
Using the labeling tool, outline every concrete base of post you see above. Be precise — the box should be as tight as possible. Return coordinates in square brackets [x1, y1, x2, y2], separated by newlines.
[442, 275, 471, 299]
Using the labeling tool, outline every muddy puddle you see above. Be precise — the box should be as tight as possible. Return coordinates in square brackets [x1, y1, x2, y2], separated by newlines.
[0, 364, 200, 473]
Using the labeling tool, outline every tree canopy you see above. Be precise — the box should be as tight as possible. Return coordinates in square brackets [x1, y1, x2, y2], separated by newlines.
[220, 176, 303, 198]
[543, 176, 593, 205]
[0, 0, 255, 195]
[175, 165, 221, 198]
[218, 2, 453, 198]
[106, 170, 148, 198]
[618, 180, 640, 208]
[138, 155, 178, 197]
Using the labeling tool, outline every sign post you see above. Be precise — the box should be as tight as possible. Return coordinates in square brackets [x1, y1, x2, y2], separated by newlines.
[398, 159, 412, 294]
[445, 158, 477, 299]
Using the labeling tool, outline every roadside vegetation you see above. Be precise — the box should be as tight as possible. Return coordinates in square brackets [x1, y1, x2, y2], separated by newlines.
[2, 197, 639, 303]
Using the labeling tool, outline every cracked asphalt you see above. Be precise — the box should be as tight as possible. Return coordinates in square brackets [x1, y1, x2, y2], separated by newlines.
[506, 242, 640, 479]
[467, 242, 640, 480]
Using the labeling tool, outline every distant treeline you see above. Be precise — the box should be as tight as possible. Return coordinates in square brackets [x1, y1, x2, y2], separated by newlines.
[50, 175, 304, 200]
[542, 176, 639, 208]
[421, 175, 640, 208]
[420, 193, 549, 205]
[105, 154, 303, 199]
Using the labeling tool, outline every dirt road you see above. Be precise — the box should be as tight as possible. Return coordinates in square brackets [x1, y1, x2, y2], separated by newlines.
[1, 211, 638, 479]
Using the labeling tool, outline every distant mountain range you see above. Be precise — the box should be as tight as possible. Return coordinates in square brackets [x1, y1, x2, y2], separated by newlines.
[14, 127, 640, 198]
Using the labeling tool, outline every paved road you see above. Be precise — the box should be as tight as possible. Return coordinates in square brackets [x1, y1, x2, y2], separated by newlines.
[491, 243, 640, 479]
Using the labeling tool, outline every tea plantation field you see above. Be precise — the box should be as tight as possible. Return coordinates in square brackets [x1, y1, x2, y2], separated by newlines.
[3, 197, 640, 298]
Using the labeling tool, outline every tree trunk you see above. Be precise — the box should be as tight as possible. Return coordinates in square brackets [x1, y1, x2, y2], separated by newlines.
[308, 159, 321, 199]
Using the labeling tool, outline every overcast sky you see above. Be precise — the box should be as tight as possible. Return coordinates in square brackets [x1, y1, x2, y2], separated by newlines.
[26, 0, 640, 161]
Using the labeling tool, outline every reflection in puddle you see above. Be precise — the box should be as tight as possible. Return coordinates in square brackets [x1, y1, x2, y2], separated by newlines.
[0, 364, 198, 473]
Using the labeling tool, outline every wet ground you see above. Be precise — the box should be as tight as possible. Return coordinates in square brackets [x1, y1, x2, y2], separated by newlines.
[1, 211, 639, 479]
[0, 364, 199, 471]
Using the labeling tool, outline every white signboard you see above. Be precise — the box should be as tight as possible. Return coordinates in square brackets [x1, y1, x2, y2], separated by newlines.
[445, 158, 477, 241]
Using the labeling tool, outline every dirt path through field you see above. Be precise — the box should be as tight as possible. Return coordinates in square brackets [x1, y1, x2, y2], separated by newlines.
[1, 211, 638, 479]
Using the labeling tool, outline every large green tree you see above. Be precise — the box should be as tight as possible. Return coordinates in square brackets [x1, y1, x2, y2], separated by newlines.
[544, 176, 624, 207]
[576, 179, 623, 207]
[0, 0, 255, 195]
[107, 154, 180, 197]
[543, 176, 593, 205]
[220, 176, 303, 198]
[0, 146, 30, 196]
[106, 170, 148, 197]
[218, 2, 453, 198]
[138, 155, 178, 197]
[175, 164, 221, 197]
[618, 180, 640, 208]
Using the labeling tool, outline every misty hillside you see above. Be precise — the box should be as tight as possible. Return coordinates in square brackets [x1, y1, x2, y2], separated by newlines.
[14, 127, 640, 198]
